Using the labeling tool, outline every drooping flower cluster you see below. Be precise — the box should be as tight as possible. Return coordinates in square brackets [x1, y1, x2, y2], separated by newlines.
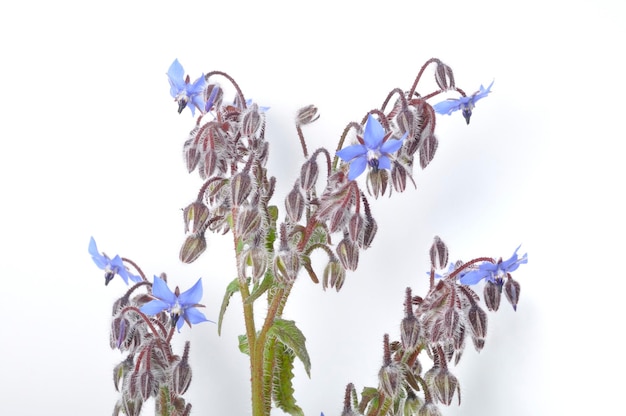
[341, 236, 527, 416]
[89, 237, 211, 415]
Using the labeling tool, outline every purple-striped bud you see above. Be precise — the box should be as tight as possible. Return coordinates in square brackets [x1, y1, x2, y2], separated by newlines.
[179, 233, 207, 264]
[322, 259, 346, 291]
[273, 250, 301, 284]
[378, 361, 404, 398]
[504, 277, 521, 311]
[484, 280, 501, 311]
[285, 185, 305, 223]
[296, 105, 320, 125]
[183, 202, 210, 234]
[235, 208, 262, 241]
[241, 104, 264, 137]
[417, 403, 443, 416]
[300, 158, 319, 191]
[434, 61, 455, 91]
[390, 162, 408, 193]
[400, 314, 422, 351]
[467, 304, 488, 340]
[172, 358, 192, 395]
[433, 369, 459, 406]
[230, 172, 252, 207]
[429, 236, 449, 270]
[419, 134, 438, 169]
[336, 238, 359, 271]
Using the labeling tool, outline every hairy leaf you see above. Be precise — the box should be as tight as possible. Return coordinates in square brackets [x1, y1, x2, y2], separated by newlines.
[267, 319, 311, 377]
[218, 278, 240, 335]
[238, 334, 250, 355]
[271, 343, 303, 416]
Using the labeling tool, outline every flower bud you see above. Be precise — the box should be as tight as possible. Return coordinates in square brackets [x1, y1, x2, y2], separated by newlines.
[138, 369, 156, 401]
[483, 280, 501, 311]
[239, 244, 269, 283]
[434, 61, 455, 91]
[467, 304, 488, 339]
[183, 202, 210, 234]
[200, 150, 218, 179]
[322, 259, 346, 291]
[296, 104, 320, 125]
[347, 213, 364, 245]
[336, 238, 359, 271]
[183, 138, 200, 173]
[419, 134, 438, 169]
[179, 233, 207, 264]
[429, 236, 449, 271]
[273, 250, 301, 284]
[285, 185, 305, 223]
[366, 168, 388, 199]
[241, 103, 264, 137]
[235, 207, 262, 241]
[230, 172, 252, 207]
[121, 395, 143, 416]
[504, 277, 521, 311]
[378, 361, 404, 398]
[362, 217, 377, 249]
[172, 358, 192, 395]
[113, 356, 133, 392]
[391, 162, 409, 193]
[110, 316, 129, 350]
[400, 314, 422, 351]
[300, 158, 319, 191]
[433, 369, 460, 405]
[204, 83, 223, 112]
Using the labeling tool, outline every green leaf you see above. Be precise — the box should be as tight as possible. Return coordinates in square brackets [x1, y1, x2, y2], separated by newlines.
[238, 334, 250, 355]
[271, 343, 304, 416]
[267, 319, 311, 377]
[218, 278, 240, 336]
[265, 205, 278, 252]
[245, 268, 273, 305]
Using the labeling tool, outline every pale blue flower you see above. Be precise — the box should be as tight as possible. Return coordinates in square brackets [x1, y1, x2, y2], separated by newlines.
[336, 114, 406, 180]
[89, 237, 141, 285]
[433, 80, 494, 124]
[459, 245, 528, 285]
[140, 276, 211, 331]
[167, 59, 207, 116]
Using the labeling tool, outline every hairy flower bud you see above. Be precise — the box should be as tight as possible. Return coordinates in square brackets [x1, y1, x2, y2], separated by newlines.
[322, 259, 346, 291]
[401, 314, 422, 351]
[347, 213, 364, 245]
[273, 250, 301, 284]
[300, 158, 319, 191]
[378, 361, 404, 398]
[239, 244, 269, 283]
[483, 280, 501, 311]
[504, 277, 521, 311]
[179, 233, 207, 264]
[121, 395, 143, 416]
[204, 83, 223, 112]
[285, 185, 305, 223]
[183, 138, 200, 173]
[172, 358, 192, 395]
[367, 168, 388, 199]
[241, 103, 264, 137]
[467, 304, 488, 340]
[138, 369, 156, 401]
[391, 162, 409, 193]
[434, 61, 455, 91]
[336, 238, 359, 271]
[433, 368, 460, 405]
[235, 207, 262, 241]
[419, 134, 438, 169]
[429, 236, 449, 270]
[296, 104, 320, 125]
[230, 172, 252, 207]
[183, 201, 210, 234]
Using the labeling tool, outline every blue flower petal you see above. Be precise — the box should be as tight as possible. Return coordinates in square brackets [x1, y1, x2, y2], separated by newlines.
[347, 156, 367, 180]
[459, 270, 487, 285]
[89, 237, 108, 269]
[167, 59, 186, 96]
[433, 100, 462, 115]
[337, 144, 367, 162]
[380, 137, 404, 154]
[185, 307, 210, 325]
[140, 299, 169, 315]
[178, 278, 204, 305]
[363, 115, 385, 148]
[377, 155, 391, 170]
[151, 276, 177, 304]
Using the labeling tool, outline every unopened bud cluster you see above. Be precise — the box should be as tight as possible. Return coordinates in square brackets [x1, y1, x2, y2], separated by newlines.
[346, 236, 526, 416]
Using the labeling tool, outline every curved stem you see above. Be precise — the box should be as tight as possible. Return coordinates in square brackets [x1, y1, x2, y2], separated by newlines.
[205, 70, 247, 110]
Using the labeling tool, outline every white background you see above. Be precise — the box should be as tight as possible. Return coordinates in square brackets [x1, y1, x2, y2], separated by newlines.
[1, 1, 624, 415]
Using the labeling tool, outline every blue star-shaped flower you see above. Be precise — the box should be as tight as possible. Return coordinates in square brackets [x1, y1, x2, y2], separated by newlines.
[89, 237, 141, 285]
[167, 59, 207, 116]
[140, 276, 212, 331]
[433, 80, 494, 124]
[459, 245, 528, 286]
[336, 114, 406, 180]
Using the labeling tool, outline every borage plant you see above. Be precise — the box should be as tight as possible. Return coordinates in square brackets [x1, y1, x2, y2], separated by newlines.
[91, 57, 527, 416]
